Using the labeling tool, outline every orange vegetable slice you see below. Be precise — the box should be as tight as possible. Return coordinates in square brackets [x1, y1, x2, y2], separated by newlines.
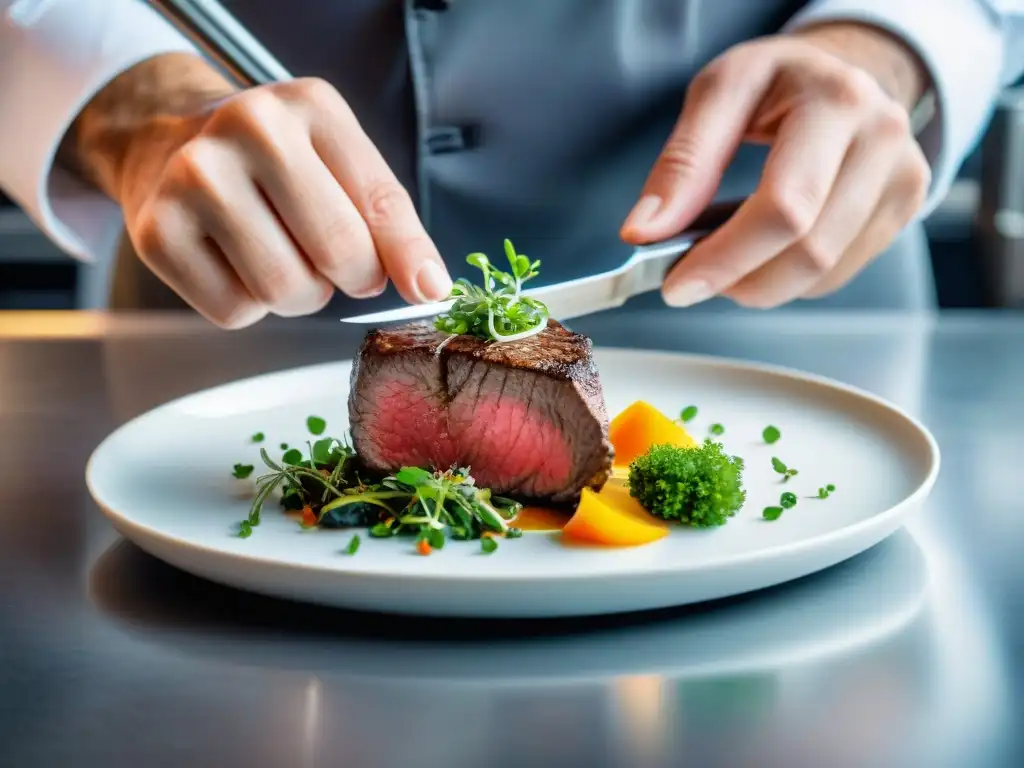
[563, 486, 669, 547]
[609, 400, 697, 468]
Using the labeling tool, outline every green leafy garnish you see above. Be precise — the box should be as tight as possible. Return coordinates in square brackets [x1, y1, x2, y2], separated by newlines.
[344, 535, 361, 555]
[762, 426, 781, 444]
[280, 442, 289, 450]
[433, 239, 549, 343]
[709, 423, 725, 436]
[680, 405, 698, 423]
[763, 506, 783, 521]
[232, 463, 254, 479]
[817, 484, 836, 499]
[481, 536, 499, 554]
[307, 416, 326, 435]
[234, 429, 522, 552]
[780, 491, 797, 509]
[827, 483, 836, 492]
[251, 432, 265, 443]
[627, 440, 746, 528]
[771, 457, 798, 481]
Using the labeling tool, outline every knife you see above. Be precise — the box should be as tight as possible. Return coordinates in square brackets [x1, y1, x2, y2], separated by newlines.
[339, 199, 743, 325]
[146, 0, 290, 86]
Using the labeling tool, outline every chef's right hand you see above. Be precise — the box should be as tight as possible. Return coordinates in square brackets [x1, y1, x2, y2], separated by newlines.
[115, 77, 452, 328]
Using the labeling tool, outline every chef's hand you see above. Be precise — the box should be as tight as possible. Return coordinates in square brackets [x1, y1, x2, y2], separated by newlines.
[74, 54, 451, 328]
[621, 22, 932, 308]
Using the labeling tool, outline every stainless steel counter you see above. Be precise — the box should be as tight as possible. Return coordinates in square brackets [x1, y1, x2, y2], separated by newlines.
[1, 309, 1022, 768]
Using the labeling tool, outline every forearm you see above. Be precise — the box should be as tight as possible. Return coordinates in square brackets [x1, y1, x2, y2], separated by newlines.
[65, 52, 237, 205]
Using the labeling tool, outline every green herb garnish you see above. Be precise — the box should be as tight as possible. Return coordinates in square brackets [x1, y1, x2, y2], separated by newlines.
[433, 239, 549, 343]
[343, 535, 361, 555]
[481, 536, 499, 554]
[232, 463, 254, 479]
[771, 457, 798, 481]
[235, 429, 522, 551]
[780, 491, 797, 509]
[280, 442, 289, 450]
[680, 405, 698, 423]
[763, 506, 784, 521]
[762, 426, 781, 444]
[307, 416, 326, 435]
[709, 423, 725, 436]
[817, 483, 836, 499]
[251, 432, 265, 443]
[628, 440, 746, 527]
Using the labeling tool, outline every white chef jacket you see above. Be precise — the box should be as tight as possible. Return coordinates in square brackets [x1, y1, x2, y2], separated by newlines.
[2, 0, 1024, 310]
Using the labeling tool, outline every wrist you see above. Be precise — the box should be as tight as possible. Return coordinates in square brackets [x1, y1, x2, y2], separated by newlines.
[791, 21, 931, 113]
[70, 52, 236, 206]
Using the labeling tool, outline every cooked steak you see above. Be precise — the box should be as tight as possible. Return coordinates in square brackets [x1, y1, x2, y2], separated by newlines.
[348, 319, 614, 504]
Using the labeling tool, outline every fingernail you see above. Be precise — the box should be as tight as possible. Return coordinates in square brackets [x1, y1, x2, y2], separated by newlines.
[664, 279, 714, 308]
[623, 195, 663, 233]
[416, 261, 453, 302]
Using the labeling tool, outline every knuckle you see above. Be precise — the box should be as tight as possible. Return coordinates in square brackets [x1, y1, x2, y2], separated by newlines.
[874, 102, 912, 140]
[762, 186, 819, 238]
[896, 151, 932, 217]
[285, 76, 339, 104]
[133, 210, 168, 257]
[688, 56, 735, 100]
[168, 140, 220, 192]
[216, 88, 283, 129]
[796, 234, 837, 273]
[363, 181, 412, 229]
[320, 214, 367, 253]
[820, 67, 874, 110]
[252, 260, 306, 307]
[209, 298, 261, 330]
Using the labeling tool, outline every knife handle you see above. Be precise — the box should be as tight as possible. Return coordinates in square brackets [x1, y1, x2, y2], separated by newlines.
[683, 198, 745, 238]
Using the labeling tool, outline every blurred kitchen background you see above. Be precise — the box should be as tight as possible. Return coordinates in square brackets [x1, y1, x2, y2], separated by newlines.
[2, 84, 1023, 312]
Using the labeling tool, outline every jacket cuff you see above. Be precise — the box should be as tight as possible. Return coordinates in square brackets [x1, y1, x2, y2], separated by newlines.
[0, 0, 197, 261]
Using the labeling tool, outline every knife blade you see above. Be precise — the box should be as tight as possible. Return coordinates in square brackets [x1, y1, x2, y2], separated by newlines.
[339, 199, 742, 325]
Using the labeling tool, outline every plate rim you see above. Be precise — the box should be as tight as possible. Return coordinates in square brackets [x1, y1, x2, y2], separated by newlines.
[85, 348, 941, 583]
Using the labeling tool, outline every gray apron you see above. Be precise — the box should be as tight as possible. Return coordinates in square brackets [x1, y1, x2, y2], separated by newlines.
[110, 0, 936, 312]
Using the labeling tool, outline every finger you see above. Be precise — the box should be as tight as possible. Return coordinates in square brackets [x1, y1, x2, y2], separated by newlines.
[131, 199, 266, 329]
[661, 101, 861, 307]
[172, 140, 334, 317]
[803, 142, 930, 299]
[621, 46, 778, 244]
[723, 119, 904, 308]
[224, 95, 387, 298]
[302, 82, 451, 303]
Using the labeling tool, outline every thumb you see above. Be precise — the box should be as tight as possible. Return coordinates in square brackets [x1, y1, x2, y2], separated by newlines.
[621, 54, 774, 244]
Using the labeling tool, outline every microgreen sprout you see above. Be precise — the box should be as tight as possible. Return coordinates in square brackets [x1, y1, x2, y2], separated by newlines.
[434, 239, 549, 343]
[232, 463, 254, 479]
[709, 423, 725, 436]
[234, 426, 522, 554]
[762, 426, 781, 444]
[680, 405, 698, 423]
[763, 506, 783, 521]
[771, 457, 798, 481]
[780, 491, 797, 509]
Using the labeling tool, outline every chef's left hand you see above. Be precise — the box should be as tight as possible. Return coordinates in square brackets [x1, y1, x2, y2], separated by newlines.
[621, 22, 932, 308]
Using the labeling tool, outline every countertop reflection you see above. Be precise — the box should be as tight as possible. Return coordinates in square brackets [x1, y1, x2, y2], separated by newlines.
[1, 309, 1023, 768]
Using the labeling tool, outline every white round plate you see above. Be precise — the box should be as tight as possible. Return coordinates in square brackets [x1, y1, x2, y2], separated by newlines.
[86, 349, 940, 618]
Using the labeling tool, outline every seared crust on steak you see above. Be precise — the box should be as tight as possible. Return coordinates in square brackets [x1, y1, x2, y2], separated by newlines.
[348, 319, 614, 505]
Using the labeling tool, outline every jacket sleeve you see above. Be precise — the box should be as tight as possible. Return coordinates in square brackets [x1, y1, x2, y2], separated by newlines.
[0, 0, 197, 262]
[785, 0, 1024, 219]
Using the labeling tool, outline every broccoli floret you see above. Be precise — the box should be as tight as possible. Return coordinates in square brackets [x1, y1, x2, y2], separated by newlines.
[627, 440, 746, 527]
